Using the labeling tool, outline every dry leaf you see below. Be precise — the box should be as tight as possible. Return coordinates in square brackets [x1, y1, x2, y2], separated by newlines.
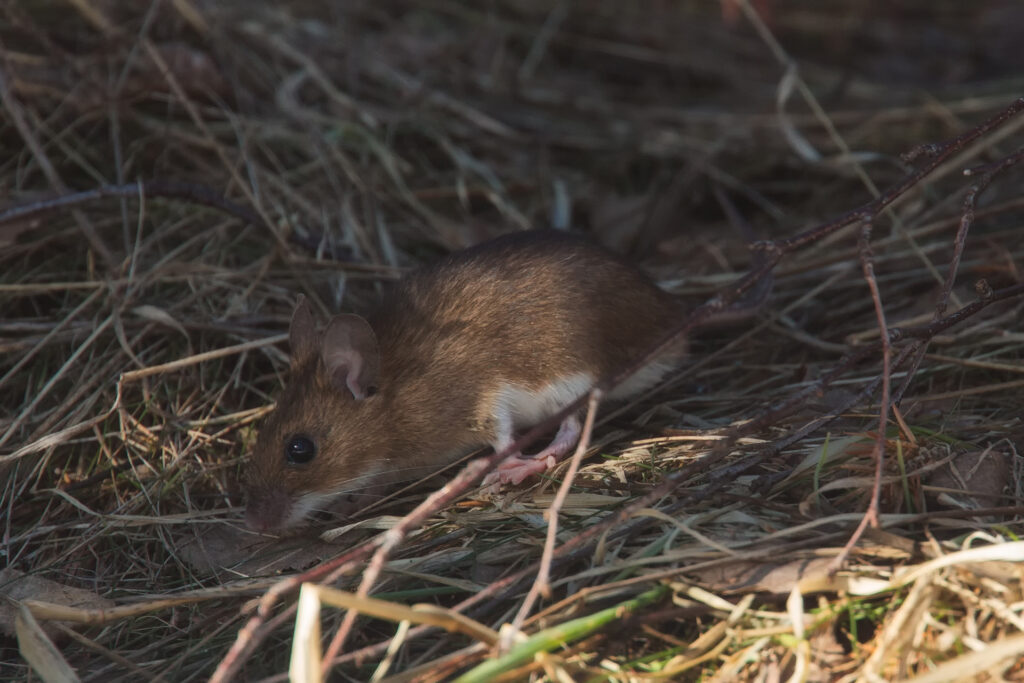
[693, 556, 835, 595]
[16, 604, 80, 683]
[132, 305, 190, 340]
[925, 449, 1011, 511]
[175, 525, 340, 577]
[0, 569, 114, 640]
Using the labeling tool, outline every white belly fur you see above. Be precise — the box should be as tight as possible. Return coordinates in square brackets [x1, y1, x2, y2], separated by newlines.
[487, 358, 683, 451]
[489, 372, 594, 451]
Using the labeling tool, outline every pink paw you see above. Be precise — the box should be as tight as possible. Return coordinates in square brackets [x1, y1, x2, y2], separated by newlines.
[481, 415, 583, 491]
[483, 453, 556, 487]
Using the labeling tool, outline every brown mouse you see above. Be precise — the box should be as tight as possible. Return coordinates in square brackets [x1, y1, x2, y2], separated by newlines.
[244, 230, 752, 531]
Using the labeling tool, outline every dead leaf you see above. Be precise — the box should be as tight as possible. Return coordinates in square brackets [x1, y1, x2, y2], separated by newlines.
[175, 525, 340, 577]
[0, 569, 114, 640]
[132, 305, 190, 340]
[925, 449, 1011, 512]
[692, 556, 836, 595]
[16, 604, 80, 683]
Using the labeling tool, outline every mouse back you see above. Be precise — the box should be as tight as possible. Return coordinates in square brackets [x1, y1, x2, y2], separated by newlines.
[375, 230, 688, 388]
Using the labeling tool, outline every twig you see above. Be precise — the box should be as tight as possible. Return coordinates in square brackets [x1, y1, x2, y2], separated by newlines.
[504, 389, 603, 651]
[118, 334, 287, 384]
[829, 220, 893, 571]
[890, 149, 1021, 406]
[0, 180, 272, 234]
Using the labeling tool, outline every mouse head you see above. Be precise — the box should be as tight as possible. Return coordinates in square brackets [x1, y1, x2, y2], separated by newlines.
[244, 296, 387, 532]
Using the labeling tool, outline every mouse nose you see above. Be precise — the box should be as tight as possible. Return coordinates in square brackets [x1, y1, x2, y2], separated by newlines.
[245, 488, 290, 532]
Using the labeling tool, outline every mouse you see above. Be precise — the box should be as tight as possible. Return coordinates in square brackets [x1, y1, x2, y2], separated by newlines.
[244, 229, 757, 532]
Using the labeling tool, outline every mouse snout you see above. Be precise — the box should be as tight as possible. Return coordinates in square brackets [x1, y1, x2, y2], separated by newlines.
[245, 487, 291, 532]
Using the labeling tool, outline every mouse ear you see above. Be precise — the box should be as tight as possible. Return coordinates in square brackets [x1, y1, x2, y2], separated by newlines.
[289, 295, 318, 368]
[321, 314, 380, 400]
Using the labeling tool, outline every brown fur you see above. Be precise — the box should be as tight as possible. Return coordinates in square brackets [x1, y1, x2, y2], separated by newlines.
[245, 230, 688, 530]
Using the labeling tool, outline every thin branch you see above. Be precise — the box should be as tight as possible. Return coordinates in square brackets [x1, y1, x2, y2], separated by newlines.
[0, 180, 271, 234]
[830, 220, 893, 571]
[505, 389, 603, 649]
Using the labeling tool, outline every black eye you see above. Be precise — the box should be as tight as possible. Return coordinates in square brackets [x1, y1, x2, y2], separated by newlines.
[285, 435, 316, 464]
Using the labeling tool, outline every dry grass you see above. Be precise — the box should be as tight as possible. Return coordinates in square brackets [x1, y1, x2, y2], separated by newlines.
[3, 1, 1024, 681]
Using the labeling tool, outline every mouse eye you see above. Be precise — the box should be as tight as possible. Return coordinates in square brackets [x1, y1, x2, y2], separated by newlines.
[285, 435, 317, 465]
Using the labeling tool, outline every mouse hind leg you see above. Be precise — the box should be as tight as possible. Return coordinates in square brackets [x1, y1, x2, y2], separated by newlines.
[478, 376, 593, 488]
[482, 413, 582, 487]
